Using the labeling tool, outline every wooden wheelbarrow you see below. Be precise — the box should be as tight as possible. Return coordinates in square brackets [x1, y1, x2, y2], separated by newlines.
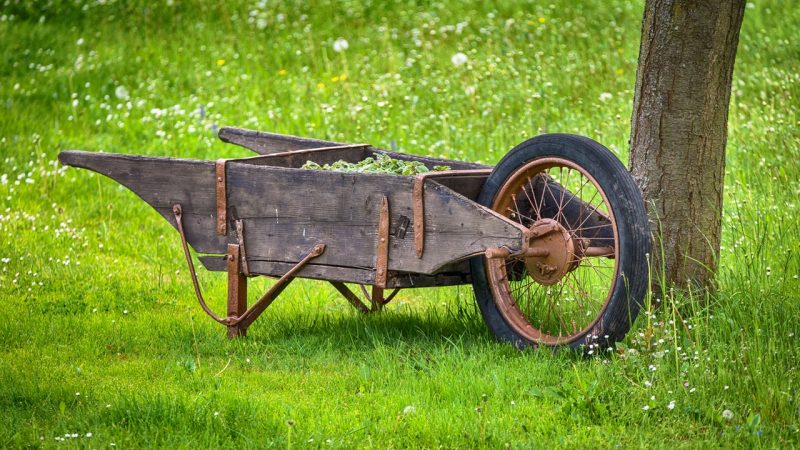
[59, 127, 650, 351]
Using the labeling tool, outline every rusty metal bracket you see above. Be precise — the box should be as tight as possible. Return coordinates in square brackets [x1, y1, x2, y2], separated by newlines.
[375, 195, 390, 288]
[232, 243, 326, 330]
[329, 282, 401, 314]
[359, 285, 401, 311]
[234, 219, 251, 276]
[226, 243, 248, 338]
[329, 282, 371, 314]
[173, 203, 326, 335]
[412, 176, 425, 259]
[215, 159, 228, 235]
[173, 203, 229, 325]
[412, 169, 493, 259]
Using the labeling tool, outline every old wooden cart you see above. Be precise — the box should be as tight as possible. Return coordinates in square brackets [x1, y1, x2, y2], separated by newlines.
[59, 128, 650, 351]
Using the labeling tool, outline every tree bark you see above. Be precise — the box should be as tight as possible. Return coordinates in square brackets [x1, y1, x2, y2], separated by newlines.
[630, 0, 745, 291]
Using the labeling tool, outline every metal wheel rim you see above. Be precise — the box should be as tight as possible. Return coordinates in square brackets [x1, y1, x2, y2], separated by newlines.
[485, 157, 620, 345]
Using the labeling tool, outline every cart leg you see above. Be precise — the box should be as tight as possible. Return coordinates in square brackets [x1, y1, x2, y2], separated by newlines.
[370, 286, 384, 312]
[226, 244, 248, 338]
[331, 283, 401, 314]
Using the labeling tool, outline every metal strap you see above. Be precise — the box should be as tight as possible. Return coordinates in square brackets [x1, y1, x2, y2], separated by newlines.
[375, 195, 390, 288]
[173, 204, 228, 325]
[215, 159, 228, 235]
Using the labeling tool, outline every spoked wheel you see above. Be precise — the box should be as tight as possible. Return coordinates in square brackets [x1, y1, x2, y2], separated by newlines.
[471, 134, 650, 352]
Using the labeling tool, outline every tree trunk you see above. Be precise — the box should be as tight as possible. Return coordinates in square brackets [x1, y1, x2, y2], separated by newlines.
[629, 0, 745, 292]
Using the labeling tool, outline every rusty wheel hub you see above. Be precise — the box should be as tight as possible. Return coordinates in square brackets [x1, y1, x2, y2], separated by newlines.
[525, 218, 576, 285]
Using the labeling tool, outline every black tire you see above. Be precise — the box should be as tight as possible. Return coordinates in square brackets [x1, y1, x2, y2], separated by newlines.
[470, 134, 650, 352]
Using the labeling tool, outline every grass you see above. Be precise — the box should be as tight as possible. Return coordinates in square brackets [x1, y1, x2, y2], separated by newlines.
[1, 0, 798, 447]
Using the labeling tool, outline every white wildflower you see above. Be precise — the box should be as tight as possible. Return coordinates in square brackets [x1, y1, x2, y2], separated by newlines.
[598, 92, 613, 102]
[722, 409, 733, 420]
[451, 52, 468, 66]
[332, 38, 349, 52]
[115, 86, 129, 101]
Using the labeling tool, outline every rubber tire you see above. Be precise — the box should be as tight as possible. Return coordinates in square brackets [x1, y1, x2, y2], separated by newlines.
[470, 134, 651, 352]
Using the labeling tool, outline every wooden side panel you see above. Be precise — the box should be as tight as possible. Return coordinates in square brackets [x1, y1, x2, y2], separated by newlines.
[59, 150, 608, 285]
[58, 151, 230, 254]
[57, 151, 522, 278]
[235, 146, 372, 168]
[224, 162, 524, 275]
[218, 126, 487, 170]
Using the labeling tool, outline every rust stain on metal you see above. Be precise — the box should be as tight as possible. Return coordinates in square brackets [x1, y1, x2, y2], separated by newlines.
[330, 282, 402, 313]
[375, 195, 390, 288]
[173, 203, 228, 325]
[226, 243, 248, 338]
[234, 243, 325, 330]
[175, 202, 326, 336]
[235, 219, 250, 276]
[215, 159, 228, 235]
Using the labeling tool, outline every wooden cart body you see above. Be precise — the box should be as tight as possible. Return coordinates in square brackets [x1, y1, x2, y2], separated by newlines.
[58, 127, 614, 337]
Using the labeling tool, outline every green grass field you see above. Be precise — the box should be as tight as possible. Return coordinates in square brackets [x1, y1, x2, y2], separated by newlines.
[1, 1, 798, 447]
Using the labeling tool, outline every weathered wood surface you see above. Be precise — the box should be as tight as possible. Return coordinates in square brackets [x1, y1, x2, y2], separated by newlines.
[58, 151, 231, 254]
[224, 161, 525, 274]
[57, 151, 524, 280]
[235, 145, 373, 169]
[219, 126, 487, 170]
[218, 127, 345, 154]
[198, 256, 471, 288]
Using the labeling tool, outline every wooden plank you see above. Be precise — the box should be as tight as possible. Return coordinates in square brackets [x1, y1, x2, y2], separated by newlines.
[198, 256, 471, 288]
[218, 127, 344, 154]
[58, 150, 522, 276]
[234, 146, 372, 168]
[234, 146, 488, 197]
[58, 151, 231, 254]
[218, 126, 487, 170]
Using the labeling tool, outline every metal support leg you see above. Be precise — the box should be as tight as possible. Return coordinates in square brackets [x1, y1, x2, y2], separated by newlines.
[173, 203, 326, 337]
[370, 286, 384, 312]
[226, 244, 248, 338]
[331, 282, 401, 314]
